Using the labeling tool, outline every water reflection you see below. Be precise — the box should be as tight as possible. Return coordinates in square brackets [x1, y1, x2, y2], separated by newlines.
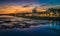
[0, 15, 49, 29]
[0, 15, 60, 29]
[49, 21, 60, 29]
[0, 15, 60, 36]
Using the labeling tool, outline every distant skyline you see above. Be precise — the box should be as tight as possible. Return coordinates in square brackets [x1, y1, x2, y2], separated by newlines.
[0, 0, 60, 14]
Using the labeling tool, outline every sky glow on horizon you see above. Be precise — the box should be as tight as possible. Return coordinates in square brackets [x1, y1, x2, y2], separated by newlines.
[0, 0, 60, 14]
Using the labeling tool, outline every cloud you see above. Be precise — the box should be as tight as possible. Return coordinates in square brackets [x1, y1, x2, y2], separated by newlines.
[0, 3, 60, 13]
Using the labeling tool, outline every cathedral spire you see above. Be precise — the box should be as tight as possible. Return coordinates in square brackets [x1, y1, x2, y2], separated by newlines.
[32, 7, 37, 14]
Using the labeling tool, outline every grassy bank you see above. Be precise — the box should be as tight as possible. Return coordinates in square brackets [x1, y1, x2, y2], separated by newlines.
[17, 16, 60, 21]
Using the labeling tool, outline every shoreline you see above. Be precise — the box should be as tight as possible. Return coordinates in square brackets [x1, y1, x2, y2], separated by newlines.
[17, 16, 60, 21]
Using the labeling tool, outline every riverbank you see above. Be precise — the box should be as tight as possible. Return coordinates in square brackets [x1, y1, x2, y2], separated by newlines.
[17, 16, 60, 21]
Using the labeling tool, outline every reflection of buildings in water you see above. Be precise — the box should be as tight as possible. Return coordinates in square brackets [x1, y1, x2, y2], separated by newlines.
[49, 21, 60, 29]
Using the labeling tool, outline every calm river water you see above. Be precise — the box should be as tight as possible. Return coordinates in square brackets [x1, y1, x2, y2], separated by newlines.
[0, 15, 60, 36]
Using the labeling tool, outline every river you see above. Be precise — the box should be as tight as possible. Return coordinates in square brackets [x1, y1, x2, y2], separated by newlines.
[0, 15, 60, 36]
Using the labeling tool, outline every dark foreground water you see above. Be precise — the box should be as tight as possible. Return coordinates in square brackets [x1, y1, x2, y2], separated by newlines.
[0, 15, 60, 36]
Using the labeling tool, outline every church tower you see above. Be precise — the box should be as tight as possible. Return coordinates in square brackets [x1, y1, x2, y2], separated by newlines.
[32, 7, 37, 14]
[32, 7, 37, 16]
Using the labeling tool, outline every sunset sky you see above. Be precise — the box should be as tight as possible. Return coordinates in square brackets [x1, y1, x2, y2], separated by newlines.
[0, 0, 60, 14]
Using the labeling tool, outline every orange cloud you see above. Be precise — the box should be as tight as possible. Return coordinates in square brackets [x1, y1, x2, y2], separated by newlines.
[0, 5, 46, 14]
